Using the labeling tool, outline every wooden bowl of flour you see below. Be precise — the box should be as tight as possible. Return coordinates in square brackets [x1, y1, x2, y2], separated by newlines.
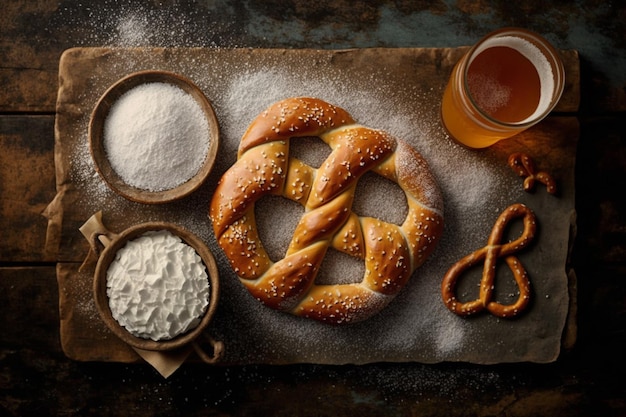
[89, 71, 219, 204]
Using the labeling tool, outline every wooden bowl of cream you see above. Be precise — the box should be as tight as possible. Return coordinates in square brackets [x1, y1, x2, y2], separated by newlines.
[89, 70, 219, 204]
[92, 221, 220, 352]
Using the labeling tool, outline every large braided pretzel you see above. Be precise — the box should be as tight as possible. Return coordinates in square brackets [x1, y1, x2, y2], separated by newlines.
[210, 97, 444, 324]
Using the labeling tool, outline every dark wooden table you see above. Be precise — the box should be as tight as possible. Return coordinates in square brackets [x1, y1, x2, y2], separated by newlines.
[1, 1, 625, 416]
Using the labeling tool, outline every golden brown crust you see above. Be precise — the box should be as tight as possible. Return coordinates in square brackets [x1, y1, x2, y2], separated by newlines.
[210, 97, 444, 324]
[508, 152, 557, 195]
[441, 203, 536, 319]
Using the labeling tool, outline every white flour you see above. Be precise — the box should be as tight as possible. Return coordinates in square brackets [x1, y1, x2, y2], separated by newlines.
[103, 82, 210, 191]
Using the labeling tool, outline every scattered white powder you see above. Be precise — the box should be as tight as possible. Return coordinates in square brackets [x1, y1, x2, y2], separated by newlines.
[106, 230, 210, 341]
[103, 82, 210, 192]
[210, 67, 528, 364]
[63, 44, 546, 367]
[52, 2, 236, 48]
[432, 313, 467, 356]
[444, 153, 497, 210]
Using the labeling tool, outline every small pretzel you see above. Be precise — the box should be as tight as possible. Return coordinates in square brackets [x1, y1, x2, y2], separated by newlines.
[441, 203, 536, 318]
[508, 153, 557, 194]
[210, 97, 444, 324]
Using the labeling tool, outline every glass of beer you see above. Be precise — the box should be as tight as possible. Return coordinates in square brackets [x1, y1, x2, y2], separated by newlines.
[441, 28, 565, 148]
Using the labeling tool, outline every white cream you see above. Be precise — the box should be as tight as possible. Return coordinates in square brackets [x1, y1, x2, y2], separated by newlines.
[106, 230, 210, 341]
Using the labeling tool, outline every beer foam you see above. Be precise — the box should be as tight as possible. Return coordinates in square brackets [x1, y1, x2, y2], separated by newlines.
[471, 35, 555, 123]
[466, 72, 512, 115]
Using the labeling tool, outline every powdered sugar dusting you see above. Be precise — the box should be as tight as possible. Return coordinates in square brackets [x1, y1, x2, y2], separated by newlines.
[59, 42, 562, 367]
[52, 2, 237, 49]
[206, 66, 503, 361]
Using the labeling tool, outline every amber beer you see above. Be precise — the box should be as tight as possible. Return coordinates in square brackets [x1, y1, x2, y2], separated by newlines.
[441, 28, 565, 148]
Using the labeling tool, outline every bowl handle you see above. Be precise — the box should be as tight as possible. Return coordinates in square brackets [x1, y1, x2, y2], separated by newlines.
[79, 211, 119, 255]
[192, 333, 225, 364]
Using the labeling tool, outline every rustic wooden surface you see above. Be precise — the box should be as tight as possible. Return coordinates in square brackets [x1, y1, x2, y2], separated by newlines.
[1, 1, 625, 416]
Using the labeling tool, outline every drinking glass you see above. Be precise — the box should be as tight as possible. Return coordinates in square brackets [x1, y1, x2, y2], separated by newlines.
[441, 28, 565, 148]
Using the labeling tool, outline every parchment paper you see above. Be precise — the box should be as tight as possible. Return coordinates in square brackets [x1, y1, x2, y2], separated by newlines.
[50, 47, 578, 365]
